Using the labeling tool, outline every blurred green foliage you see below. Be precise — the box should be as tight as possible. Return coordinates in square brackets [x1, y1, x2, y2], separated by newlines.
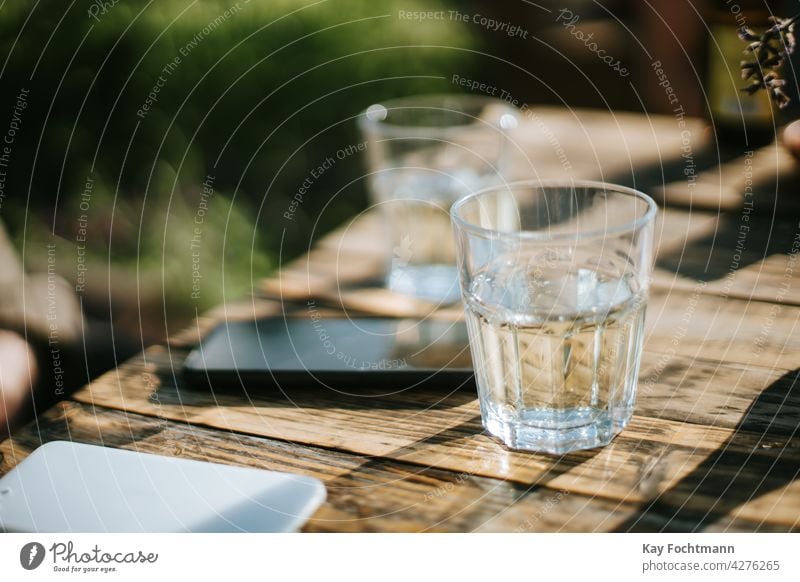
[0, 0, 478, 318]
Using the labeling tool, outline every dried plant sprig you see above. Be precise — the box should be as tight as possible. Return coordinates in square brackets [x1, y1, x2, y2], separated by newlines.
[739, 15, 798, 109]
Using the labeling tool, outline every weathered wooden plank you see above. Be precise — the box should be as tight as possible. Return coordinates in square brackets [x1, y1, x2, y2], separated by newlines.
[651, 145, 798, 211]
[653, 190, 800, 303]
[168, 288, 800, 431]
[265, 199, 800, 315]
[5, 401, 778, 533]
[68, 342, 800, 526]
[654, 207, 721, 256]
[2, 402, 791, 532]
[497, 106, 710, 186]
[636, 353, 800, 434]
[261, 197, 800, 372]
[113, 184, 800, 527]
[645, 287, 800, 371]
[221, 278, 800, 377]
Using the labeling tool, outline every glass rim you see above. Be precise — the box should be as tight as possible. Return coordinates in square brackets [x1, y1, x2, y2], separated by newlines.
[357, 93, 518, 138]
[450, 179, 658, 243]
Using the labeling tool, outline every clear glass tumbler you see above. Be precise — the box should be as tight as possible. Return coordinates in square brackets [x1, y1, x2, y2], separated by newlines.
[359, 94, 518, 304]
[451, 180, 657, 453]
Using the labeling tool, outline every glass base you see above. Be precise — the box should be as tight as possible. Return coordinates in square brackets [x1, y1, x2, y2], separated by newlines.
[482, 406, 632, 454]
[388, 264, 461, 304]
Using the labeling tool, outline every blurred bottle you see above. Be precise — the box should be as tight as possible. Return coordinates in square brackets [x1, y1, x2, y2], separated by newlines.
[705, 0, 780, 147]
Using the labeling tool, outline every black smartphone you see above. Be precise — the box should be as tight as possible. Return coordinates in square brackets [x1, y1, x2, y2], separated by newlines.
[182, 316, 474, 393]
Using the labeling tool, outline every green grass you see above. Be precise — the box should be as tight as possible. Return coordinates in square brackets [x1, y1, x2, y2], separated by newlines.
[1, 0, 479, 321]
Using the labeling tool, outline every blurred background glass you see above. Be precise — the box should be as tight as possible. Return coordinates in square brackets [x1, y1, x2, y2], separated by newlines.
[359, 94, 518, 303]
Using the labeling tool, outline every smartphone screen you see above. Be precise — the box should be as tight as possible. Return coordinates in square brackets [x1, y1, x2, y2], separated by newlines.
[182, 317, 474, 393]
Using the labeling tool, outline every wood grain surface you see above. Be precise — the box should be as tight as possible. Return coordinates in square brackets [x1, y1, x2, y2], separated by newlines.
[2, 108, 798, 532]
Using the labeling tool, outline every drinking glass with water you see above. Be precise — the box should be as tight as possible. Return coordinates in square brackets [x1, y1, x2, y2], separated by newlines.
[451, 180, 657, 453]
[359, 94, 518, 304]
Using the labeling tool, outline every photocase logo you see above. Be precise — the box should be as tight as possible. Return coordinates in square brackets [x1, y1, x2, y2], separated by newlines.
[20, 542, 46, 570]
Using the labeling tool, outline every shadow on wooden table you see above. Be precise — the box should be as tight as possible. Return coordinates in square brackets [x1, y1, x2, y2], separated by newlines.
[170, 374, 478, 411]
[656, 207, 800, 283]
[328, 413, 600, 500]
[615, 368, 800, 532]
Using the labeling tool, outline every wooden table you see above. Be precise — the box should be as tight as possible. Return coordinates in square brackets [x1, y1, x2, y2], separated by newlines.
[3, 108, 800, 532]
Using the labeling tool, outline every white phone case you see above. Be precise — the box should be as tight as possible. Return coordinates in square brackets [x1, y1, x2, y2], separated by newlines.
[0, 441, 326, 532]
